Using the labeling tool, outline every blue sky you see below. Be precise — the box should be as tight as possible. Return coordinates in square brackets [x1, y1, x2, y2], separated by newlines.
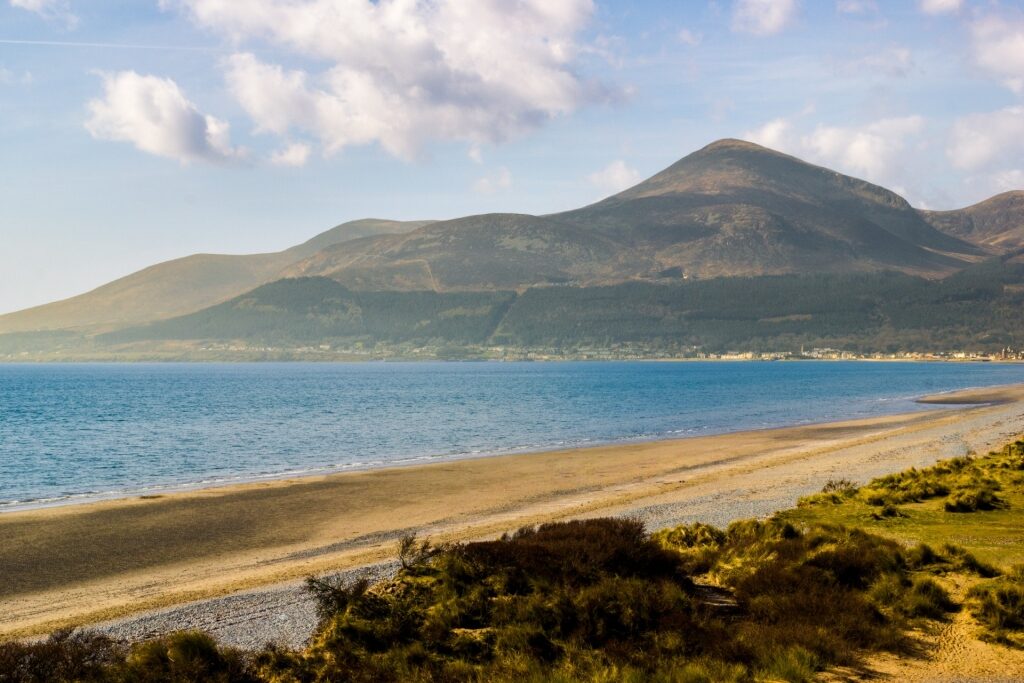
[1, 0, 1023, 314]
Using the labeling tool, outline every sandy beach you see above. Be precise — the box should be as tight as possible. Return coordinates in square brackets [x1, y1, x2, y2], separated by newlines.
[3, 383, 1024, 643]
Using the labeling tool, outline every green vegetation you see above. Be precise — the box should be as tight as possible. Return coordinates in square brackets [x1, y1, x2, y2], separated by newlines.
[6, 439, 1024, 681]
[99, 279, 517, 347]
[25, 254, 1024, 358]
[968, 567, 1024, 647]
[798, 440, 1024, 519]
[0, 519, 951, 682]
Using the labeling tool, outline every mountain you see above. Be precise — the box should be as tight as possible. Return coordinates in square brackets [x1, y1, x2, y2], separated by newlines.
[554, 139, 985, 278]
[279, 140, 986, 290]
[0, 219, 430, 334]
[921, 191, 1024, 253]
[281, 213, 648, 290]
[0, 139, 1014, 336]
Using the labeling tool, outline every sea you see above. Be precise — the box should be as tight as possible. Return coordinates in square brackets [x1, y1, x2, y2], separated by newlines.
[3, 361, 1024, 510]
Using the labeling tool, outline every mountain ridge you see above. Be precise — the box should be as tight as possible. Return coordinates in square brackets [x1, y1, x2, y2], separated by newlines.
[921, 191, 1024, 252]
[2, 139, 1022, 335]
[0, 218, 431, 333]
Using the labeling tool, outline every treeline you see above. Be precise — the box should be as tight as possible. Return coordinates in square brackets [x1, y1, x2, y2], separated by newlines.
[49, 256, 1024, 354]
[101, 279, 517, 346]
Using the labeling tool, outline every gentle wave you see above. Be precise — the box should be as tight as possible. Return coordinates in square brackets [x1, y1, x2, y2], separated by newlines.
[3, 361, 1024, 511]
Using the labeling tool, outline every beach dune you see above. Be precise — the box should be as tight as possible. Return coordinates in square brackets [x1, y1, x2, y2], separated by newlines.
[3, 384, 1024, 640]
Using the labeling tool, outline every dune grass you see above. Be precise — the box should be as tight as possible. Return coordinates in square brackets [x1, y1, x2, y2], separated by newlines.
[782, 440, 1024, 568]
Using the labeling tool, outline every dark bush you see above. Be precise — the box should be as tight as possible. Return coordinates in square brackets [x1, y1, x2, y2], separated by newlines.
[898, 577, 958, 619]
[944, 488, 1004, 513]
[305, 575, 370, 625]
[0, 630, 121, 683]
[119, 631, 258, 683]
[822, 478, 858, 495]
[968, 566, 1024, 644]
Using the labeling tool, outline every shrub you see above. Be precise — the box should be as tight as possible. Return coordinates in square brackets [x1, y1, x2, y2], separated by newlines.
[944, 488, 1004, 513]
[0, 630, 122, 683]
[822, 478, 858, 495]
[941, 544, 1000, 578]
[398, 535, 438, 572]
[119, 631, 257, 683]
[652, 523, 725, 574]
[305, 575, 370, 625]
[905, 543, 941, 570]
[759, 646, 819, 683]
[968, 566, 1024, 645]
[873, 503, 905, 519]
[897, 577, 957, 619]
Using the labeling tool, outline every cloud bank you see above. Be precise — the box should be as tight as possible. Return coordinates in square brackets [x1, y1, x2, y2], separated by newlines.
[164, 0, 599, 161]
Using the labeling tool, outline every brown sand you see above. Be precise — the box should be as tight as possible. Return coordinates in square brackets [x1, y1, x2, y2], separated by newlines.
[3, 383, 1024, 640]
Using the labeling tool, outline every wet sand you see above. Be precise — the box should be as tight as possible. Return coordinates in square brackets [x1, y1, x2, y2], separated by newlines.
[3, 383, 1024, 641]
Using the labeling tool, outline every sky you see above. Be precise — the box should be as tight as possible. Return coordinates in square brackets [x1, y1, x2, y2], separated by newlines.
[1, 0, 1023, 314]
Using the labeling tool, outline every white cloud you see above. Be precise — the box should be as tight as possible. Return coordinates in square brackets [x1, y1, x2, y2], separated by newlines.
[743, 115, 925, 185]
[166, 0, 598, 161]
[732, 0, 798, 36]
[270, 142, 311, 167]
[836, 0, 876, 14]
[803, 116, 924, 180]
[85, 71, 242, 164]
[9, 0, 77, 27]
[678, 28, 702, 46]
[970, 13, 1024, 94]
[918, 0, 961, 15]
[744, 117, 792, 150]
[473, 166, 512, 194]
[587, 160, 641, 194]
[947, 107, 1024, 171]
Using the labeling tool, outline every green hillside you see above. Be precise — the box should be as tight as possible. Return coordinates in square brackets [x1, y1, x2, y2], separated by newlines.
[101, 278, 516, 346]
[79, 254, 1024, 356]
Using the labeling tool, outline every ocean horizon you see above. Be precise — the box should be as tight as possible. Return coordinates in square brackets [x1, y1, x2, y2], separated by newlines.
[4, 360, 1024, 511]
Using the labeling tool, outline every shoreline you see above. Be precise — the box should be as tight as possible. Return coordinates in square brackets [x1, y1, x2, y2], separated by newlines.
[3, 382, 1024, 641]
[0, 376, 1010, 515]
[4, 356, 1024, 365]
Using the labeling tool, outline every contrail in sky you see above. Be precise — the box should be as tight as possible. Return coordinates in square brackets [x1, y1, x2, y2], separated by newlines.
[0, 38, 226, 52]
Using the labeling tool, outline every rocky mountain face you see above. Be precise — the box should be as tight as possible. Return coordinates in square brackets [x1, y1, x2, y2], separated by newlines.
[921, 192, 1024, 253]
[281, 140, 987, 290]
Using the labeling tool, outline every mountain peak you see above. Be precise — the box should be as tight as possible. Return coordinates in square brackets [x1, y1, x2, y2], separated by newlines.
[698, 138, 774, 154]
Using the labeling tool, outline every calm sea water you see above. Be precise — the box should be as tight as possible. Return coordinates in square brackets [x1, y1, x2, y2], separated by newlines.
[3, 361, 1024, 509]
